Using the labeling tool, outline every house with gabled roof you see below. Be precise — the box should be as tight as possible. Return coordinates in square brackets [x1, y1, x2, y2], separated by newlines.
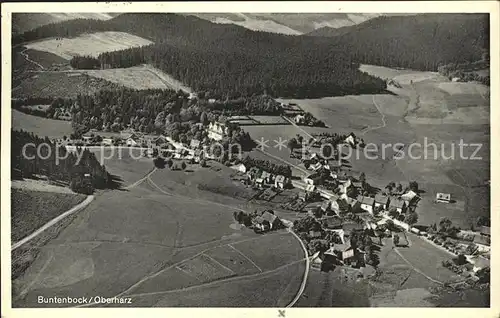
[261, 211, 281, 230]
[274, 175, 289, 189]
[389, 198, 406, 213]
[207, 121, 229, 141]
[356, 195, 375, 214]
[374, 194, 390, 210]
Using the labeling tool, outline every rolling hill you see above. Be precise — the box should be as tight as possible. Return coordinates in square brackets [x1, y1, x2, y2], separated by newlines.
[307, 13, 489, 70]
[12, 13, 116, 35]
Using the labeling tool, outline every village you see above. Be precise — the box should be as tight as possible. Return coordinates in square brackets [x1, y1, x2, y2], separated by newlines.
[60, 101, 491, 287]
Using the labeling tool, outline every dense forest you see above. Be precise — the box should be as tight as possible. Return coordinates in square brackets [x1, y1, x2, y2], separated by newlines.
[310, 14, 489, 71]
[13, 13, 387, 99]
[11, 130, 114, 194]
[70, 55, 101, 69]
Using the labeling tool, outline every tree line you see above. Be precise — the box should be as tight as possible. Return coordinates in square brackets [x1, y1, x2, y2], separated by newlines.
[242, 155, 292, 177]
[11, 130, 114, 194]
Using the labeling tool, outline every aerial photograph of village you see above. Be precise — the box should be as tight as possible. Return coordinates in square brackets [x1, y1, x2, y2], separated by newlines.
[6, 9, 491, 308]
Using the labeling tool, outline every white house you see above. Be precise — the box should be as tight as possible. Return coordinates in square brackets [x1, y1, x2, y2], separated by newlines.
[402, 190, 418, 204]
[188, 92, 198, 100]
[436, 193, 451, 203]
[207, 122, 229, 141]
[374, 194, 390, 210]
[126, 136, 139, 146]
[274, 175, 289, 189]
[304, 177, 315, 186]
[306, 184, 316, 193]
[235, 163, 247, 174]
[357, 195, 375, 214]
[102, 138, 113, 145]
[255, 178, 265, 188]
[345, 135, 355, 146]
[311, 162, 323, 171]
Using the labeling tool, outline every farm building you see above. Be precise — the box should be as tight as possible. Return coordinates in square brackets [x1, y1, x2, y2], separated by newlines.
[102, 137, 113, 145]
[402, 190, 419, 205]
[207, 121, 229, 141]
[261, 211, 281, 230]
[82, 135, 93, 143]
[374, 194, 390, 210]
[389, 198, 407, 213]
[356, 196, 375, 214]
[311, 162, 323, 171]
[234, 163, 247, 173]
[274, 175, 289, 189]
[253, 216, 270, 232]
[436, 192, 451, 203]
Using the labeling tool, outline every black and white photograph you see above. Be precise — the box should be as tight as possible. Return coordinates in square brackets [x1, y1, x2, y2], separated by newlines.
[1, 1, 497, 312]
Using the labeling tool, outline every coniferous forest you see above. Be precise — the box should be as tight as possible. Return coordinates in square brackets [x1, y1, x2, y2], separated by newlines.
[13, 13, 488, 98]
[12, 130, 114, 194]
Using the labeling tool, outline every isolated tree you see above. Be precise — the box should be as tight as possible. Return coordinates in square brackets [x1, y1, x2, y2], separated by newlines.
[200, 159, 207, 167]
[393, 234, 400, 246]
[181, 162, 187, 170]
[455, 254, 467, 266]
[359, 172, 366, 183]
[396, 183, 403, 193]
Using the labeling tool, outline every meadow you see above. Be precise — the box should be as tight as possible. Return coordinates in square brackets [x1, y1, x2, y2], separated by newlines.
[24, 31, 153, 59]
[12, 109, 73, 139]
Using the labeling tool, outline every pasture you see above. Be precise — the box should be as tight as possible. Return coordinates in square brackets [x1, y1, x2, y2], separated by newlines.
[78, 64, 192, 92]
[24, 32, 153, 60]
[12, 109, 73, 139]
[13, 166, 306, 307]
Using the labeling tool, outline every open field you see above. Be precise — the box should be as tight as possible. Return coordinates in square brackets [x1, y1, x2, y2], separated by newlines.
[12, 109, 73, 139]
[11, 188, 86, 243]
[12, 71, 119, 99]
[25, 32, 153, 59]
[78, 64, 192, 92]
[273, 64, 489, 228]
[12, 165, 306, 307]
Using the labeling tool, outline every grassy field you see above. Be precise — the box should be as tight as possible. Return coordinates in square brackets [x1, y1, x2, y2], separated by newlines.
[77, 64, 192, 92]
[12, 109, 73, 139]
[12, 71, 119, 99]
[12, 163, 306, 307]
[25, 32, 153, 59]
[11, 188, 87, 243]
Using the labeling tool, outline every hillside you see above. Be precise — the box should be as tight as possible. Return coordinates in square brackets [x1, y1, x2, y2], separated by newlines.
[313, 13, 489, 71]
[13, 13, 385, 99]
[12, 13, 115, 35]
[189, 13, 383, 34]
[306, 25, 353, 37]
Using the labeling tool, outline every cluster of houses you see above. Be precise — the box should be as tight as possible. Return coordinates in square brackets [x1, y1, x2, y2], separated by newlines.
[233, 163, 292, 190]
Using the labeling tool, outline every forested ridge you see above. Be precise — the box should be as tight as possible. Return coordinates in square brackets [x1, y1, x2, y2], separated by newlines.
[306, 14, 489, 71]
[13, 13, 387, 99]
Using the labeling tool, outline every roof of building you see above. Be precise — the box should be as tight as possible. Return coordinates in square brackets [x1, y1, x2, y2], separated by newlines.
[190, 139, 201, 148]
[357, 195, 374, 206]
[262, 211, 278, 223]
[374, 194, 389, 204]
[261, 171, 271, 179]
[436, 192, 451, 200]
[255, 178, 264, 183]
[473, 234, 491, 246]
[473, 256, 490, 269]
[389, 198, 406, 209]
[402, 190, 418, 201]
[275, 175, 285, 183]
[306, 184, 316, 192]
[325, 217, 342, 229]
[479, 226, 491, 236]
[321, 201, 330, 210]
